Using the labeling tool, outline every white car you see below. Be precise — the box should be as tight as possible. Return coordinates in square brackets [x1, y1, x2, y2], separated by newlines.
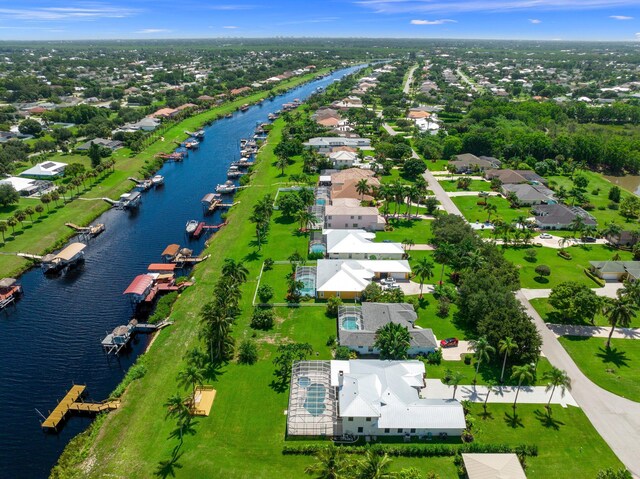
[539, 233, 553, 239]
[380, 277, 397, 286]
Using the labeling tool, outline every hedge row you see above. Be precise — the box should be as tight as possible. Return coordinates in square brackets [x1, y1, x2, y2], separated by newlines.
[584, 268, 606, 287]
[282, 443, 538, 458]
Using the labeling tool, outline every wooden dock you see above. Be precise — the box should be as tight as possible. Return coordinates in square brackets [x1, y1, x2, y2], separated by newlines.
[41, 385, 120, 431]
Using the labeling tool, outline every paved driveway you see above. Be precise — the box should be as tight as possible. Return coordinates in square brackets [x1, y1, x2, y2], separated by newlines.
[441, 340, 472, 361]
[422, 169, 464, 218]
[518, 291, 640, 478]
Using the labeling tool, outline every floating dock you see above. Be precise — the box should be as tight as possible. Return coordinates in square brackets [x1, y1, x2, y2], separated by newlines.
[41, 385, 120, 431]
[65, 223, 105, 237]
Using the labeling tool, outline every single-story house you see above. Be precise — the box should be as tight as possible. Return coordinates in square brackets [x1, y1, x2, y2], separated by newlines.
[338, 303, 437, 356]
[148, 107, 179, 119]
[335, 360, 464, 436]
[532, 204, 597, 230]
[462, 454, 527, 479]
[486, 169, 547, 185]
[325, 229, 404, 260]
[119, 117, 160, 132]
[449, 153, 502, 173]
[20, 161, 67, 178]
[315, 259, 411, 299]
[0, 176, 50, 196]
[589, 261, 640, 282]
[76, 138, 123, 151]
[329, 150, 358, 169]
[501, 183, 554, 205]
[324, 204, 386, 231]
[304, 137, 371, 154]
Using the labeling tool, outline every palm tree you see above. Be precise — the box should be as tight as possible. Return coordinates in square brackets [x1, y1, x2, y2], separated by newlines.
[222, 258, 249, 285]
[413, 257, 434, 298]
[356, 450, 393, 479]
[510, 364, 535, 411]
[35, 204, 44, 217]
[484, 203, 497, 223]
[40, 193, 51, 212]
[304, 444, 348, 479]
[0, 223, 6, 242]
[296, 209, 315, 231]
[602, 296, 637, 349]
[355, 178, 369, 201]
[407, 185, 420, 216]
[569, 215, 585, 239]
[401, 238, 414, 252]
[200, 301, 235, 362]
[164, 393, 191, 442]
[469, 336, 495, 383]
[6, 217, 17, 234]
[543, 367, 571, 411]
[374, 322, 411, 360]
[434, 243, 453, 285]
[50, 191, 60, 206]
[498, 337, 519, 383]
[462, 249, 485, 270]
[448, 371, 466, 400]
[619, 279, 640, 307]
[24, 206, 34, 223]
[483, 380, 497, 413]
[177, 364, 205, 400]
[276, 155, 288, 176]
[600, 221, 622, 245]
[14, 210, 26, 228]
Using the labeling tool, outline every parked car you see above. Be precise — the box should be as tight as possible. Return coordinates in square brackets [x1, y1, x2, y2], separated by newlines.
[380, 277, 396, 286]
[440, 337, 459, 348]
[583, 236, 596, 243]
[539, 233, 552, 239]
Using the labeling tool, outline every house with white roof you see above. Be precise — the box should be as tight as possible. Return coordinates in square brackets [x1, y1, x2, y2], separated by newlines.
[0, 176, 51, 196]
[325, 229, 404, 260]
[315, 259, 411, 300]
[19, 161, 67, 178]
[329, 150, 358, 168]
[325, 203, 386, 231]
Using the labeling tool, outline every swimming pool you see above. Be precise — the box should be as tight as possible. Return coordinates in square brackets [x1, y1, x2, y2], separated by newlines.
[296, 266, 317, 296]
[316, 198, 326, 206]
[304, 383, 326, 416]
[310, 243, 326, 254]
[341, 316, 362, 331]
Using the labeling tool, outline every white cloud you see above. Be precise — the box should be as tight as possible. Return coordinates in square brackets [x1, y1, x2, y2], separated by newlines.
[223, 26, 239, 29]
[636, 32, 640, 40]
[610, 15, 633, 20]
[136, 28, 170, 34]
[356, 0, 639, 14]
[529, 18, 542, 23]
[0, 4, 138, 21]
[411, 19, 457, 25]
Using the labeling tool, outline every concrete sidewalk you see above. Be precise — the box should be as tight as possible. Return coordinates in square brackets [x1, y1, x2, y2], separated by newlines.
[547, 323, 640, 339]
[520, 282, 623, 300]
[422, 169, 464, 218]
[422, 379, 578, 407]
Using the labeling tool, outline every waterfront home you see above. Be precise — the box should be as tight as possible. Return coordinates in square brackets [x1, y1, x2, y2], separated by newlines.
[501, 183, 554, 206]
[462, 454, 527, 479]
[325, 229, 404, 259]
[286, 360, 465, 437]
[76, 138, 123, 151]
[315, 259, 411, 299]
[19, 161, 67, 178]
[449, 153, 502, 173]
[325, 202, 386, 231]
[0, 176, 50, 196]
[116, 117, 160, 133]
[337, 303, 437, 356]
[589, 261, 640, 282]
[532, 203, 597, 230]
[304, 137, 371, 154]
[148, 107, 179, 119]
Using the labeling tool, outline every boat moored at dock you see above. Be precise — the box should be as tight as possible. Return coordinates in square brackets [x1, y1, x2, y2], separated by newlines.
[216, 180, 236, 194]
[151, 175, 164, 187]
[185, 220, 199, 235]
[227, 165, 243, 178]
[118, 191, 141, 209]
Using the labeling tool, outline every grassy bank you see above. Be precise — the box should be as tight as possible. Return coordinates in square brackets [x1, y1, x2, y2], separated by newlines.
[52, 113, 625, 479]
[0, 68, 330, 278]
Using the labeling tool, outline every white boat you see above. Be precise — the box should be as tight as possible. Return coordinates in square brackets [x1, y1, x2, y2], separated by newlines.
[216, 181, 236, 194]
[185, 220, 199, 235]
[152, 175, 164, 186]
[119, 191, 141, 209]
[227, 165, 243, 178]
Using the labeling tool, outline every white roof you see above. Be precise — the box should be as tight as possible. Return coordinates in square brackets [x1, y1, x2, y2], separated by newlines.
[316, 259, 411, 292]
[331, 360, 465, 429]
[329, 150, 358, 160]
[20, 161, 67, 177]
[319, 175, 332, 183]
[325, 229, 404, 256]
[462, 454, 527, 479]
[0, 176, 38, 192]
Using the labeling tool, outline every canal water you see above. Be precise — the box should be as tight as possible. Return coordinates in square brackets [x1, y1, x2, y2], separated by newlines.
[604, 174, 640, 196]
[0, 65, 362, 479]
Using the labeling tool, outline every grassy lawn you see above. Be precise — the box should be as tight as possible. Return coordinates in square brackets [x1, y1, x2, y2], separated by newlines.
[529, 297, 640, 328]
[439, 179, 492, 192]
[469, 403, 624, 479]
[258, 263, 293, 303]
[451, 195, 530, 224]
[559, 337, 640, 402]
[426, 159, 450, 171]
[415, 293, 463, 339]
[375, 217, 433, 243]
[0, 70, 328, 278]
[547, 171, 637, 226]
[502, 243, 629, 289]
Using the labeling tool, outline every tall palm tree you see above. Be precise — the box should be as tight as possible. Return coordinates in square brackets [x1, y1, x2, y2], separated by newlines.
[164, 393, 191, 442]
[356, 178, 369, 201]
[543, 367, 571, 411]
[356, 450, 393, 479]
[484, 203, 497, 223]
[24, 206, 34, 223]
[434, 243, 453, 285]
[510, 364, 535, 411]
[602, 296, 637, 349]
[413, 257, 434, 298]
[462, 249, 485, 270]
[498, 337, 519, 383]
[276, 155, 288, 176]
[469, 336, 495, 383]
[448, 371, 466, 400]
[0, 223, 5, 242]
[6, 217, 17, 234]
[483, 380, 497, 413]
[177, 364, 205, 400]
[222, 258, 249, 285]
[620, 279, 640, 308]
[304, 444, 349, 479]
[600, 221, 622, 245]
[200, 301, 235, 362]
[569, 215, 585, 239]
[296, 209, 315, 231]
[374, 322, 411, 360]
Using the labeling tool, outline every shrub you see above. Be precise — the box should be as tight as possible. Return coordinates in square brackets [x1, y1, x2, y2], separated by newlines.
[263, 258, 274, 271]
[250, 307, 275, 330]
[148, 291, 178, 324]
[464, 354, 472, 365]
[436, 297, 451, 318]
[238, 339, 259, 365]
[461, 430, 474, 443]
[581, 202, 595, 211]
[326, 296, 342, 317]
[524, 248, 537, 262]
[257, 284, 274, 303]
[608, 202, 620, 211]
[426, 348, 443, 365]
[534, 265, 551, 277]
[308, 251, 324, 260]
[334, 346, 352, 360]
[557, 250, 572, 260]
[281, 443, 538, 457]
[326, 335, 336, 347]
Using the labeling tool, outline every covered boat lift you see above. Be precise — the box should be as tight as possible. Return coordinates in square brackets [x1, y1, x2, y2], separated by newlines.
[41, 242, 86, 274]
[123, 274, 155, 304]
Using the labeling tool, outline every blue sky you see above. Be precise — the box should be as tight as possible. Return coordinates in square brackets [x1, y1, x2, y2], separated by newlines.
[0, 0, 639, 41]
